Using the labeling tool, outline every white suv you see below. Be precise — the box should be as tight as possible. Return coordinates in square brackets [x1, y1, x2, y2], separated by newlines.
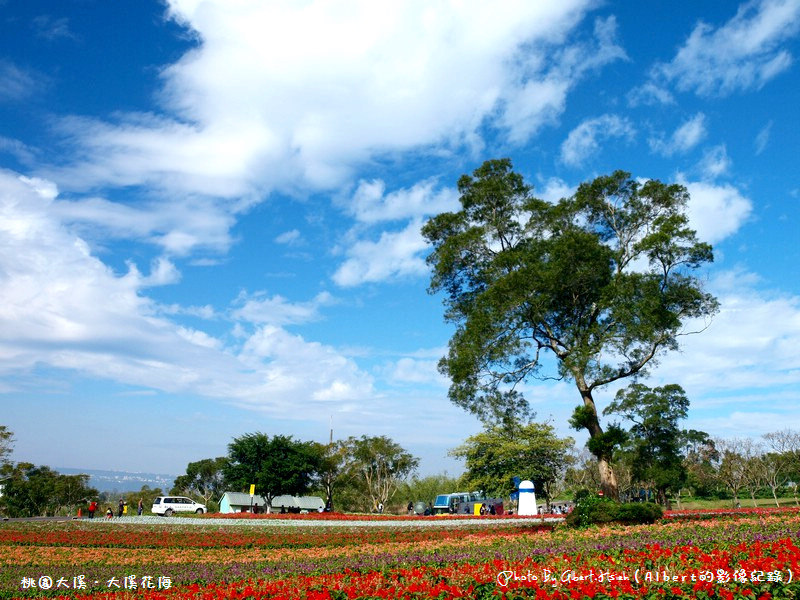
[151, 496, 207, 516]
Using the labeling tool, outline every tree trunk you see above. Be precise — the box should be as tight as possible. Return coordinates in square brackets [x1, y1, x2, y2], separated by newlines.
[579, 385, 620, 500]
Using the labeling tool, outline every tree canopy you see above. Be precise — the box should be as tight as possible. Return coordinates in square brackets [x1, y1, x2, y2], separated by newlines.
[604, 383, 706, 505]
[0, 462, 97, 518]
[0, 425, 13, 465]
[345, 435, 418, 512]
[222, 433, 321, 507]
[422, 159, 718, 498]
[451, 420, 574, 507]
[172, 456, 228, 508]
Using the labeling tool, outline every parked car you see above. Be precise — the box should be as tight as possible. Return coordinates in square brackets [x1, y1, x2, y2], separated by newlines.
[151, 496, 206, 516]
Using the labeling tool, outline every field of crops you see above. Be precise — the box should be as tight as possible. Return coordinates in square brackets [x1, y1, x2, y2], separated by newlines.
[2, 509, 800, 599]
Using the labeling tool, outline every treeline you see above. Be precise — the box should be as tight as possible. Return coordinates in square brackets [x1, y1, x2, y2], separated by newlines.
[0, 427, 99, 518]
[170, 432, 419, 513]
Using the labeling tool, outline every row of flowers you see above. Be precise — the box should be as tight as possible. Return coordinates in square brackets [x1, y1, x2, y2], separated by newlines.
[3, 511, 800, 598]
[0, 522, 551, 550]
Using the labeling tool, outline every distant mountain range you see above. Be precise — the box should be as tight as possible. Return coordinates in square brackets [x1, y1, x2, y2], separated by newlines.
[56, 467, 178, 493]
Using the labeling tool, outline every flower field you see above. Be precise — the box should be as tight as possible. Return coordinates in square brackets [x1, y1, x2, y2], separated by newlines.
[2, 510, 800, 599]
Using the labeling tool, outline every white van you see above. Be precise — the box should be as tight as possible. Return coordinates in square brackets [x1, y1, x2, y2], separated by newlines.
[151, 496, 206, 516]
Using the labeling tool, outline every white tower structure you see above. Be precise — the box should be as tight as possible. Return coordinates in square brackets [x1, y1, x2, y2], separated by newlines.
[518, 480, 538, 516]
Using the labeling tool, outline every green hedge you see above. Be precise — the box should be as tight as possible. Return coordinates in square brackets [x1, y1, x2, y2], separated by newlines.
[565, 496, 663, 528]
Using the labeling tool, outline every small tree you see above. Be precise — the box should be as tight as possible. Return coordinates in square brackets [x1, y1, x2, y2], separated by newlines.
[451, 420, 574, 511]
[173, 457, 228, 508]
[399, 473, 462, 510]
[715, 438, 750, 508]
[346, 436, 418, 512]
[313, 440, 353, 512]
[762, 430, 800, 506]
[0, 426, 13, 465]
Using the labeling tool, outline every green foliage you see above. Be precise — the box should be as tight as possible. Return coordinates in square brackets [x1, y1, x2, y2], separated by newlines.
[398, 473, 462, 508]
[122, 486, 164, 514]
[451, 419, 574, 502]
[313, 440, 352, 511]
[605, 383, 700, 504]
[615, 502, 664, 524]
[0, 462, 98, 518]
[172, 457, 228, 506]
[345, 435, 419, 512]
[223, 433, 321, 503]
[423, 159, 718, 496]
[565, 494, 663, 528]
[0, 425, 13, 465]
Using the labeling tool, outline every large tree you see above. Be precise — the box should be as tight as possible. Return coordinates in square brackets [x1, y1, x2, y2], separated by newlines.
[422, 159, 718, 498]
[346, 435, 418, 512]
[223, 433, 321, 511]
[451, 420, 574, 510]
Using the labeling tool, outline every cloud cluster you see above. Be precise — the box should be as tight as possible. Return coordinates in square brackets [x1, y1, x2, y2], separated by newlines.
[560, 114, 636, 166]
[47, 1, 609, 197]
[649, 113, 707, 156]
[0, 169, 373, 415]
[651, 0, 800, 97]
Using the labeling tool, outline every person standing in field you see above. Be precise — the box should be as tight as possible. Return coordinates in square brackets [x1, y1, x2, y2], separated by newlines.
[137, 498, 143, 516]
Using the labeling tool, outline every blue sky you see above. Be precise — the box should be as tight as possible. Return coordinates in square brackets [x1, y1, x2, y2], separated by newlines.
[1, 0, 799, 478]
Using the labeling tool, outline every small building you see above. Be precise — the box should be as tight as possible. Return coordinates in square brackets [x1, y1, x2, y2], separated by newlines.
[271, 494, 325, 513]
[219, 491, 268, 514]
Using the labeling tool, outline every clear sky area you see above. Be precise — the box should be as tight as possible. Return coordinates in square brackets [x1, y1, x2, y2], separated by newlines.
[1, 0, 798, 477]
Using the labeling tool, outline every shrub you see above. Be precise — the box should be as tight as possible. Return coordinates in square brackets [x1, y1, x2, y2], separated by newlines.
[565, 496, 663, 528]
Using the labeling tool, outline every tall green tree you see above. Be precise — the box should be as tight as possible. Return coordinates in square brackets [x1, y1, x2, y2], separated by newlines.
[451, 420, 574, 509]
[313, 440, 352, 512]
[422, 159, 718, 498]
[172, 457, 228, 507]
[346, 436, 418, 512]
[604, 383, 705, 506]
[223, 433, 321, 510]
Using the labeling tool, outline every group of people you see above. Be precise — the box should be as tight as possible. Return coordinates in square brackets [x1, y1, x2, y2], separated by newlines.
[86, 498, 145, 519]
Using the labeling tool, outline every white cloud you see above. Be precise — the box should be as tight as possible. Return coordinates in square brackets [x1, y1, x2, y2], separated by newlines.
[0, 60, 40, 102]
[238, 324, 373, 407]
[560, 114, 636, 166]
[649, 113, 707, 156]
[275, 229, 302, 245]
[699, 145, 732, 179]
[0, 136, 36, 165]
[232, 291, 334, 326]
[537, 177, 575, 203]
[347, 178, 459, 224]
[653, 270, 800, 397]
[0, 168, 373, 415]
[499, 16, 627, 143]
[683, 179, 753, 243]
[627, 82, 675, 106]
[333, 219, 428, 287]
[755, 120, 773, 154]
[45, 0, 608, 202]
[52, 193, 236, 255]
[652, 0, 800, 96]
[384, 357, 447, 387]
